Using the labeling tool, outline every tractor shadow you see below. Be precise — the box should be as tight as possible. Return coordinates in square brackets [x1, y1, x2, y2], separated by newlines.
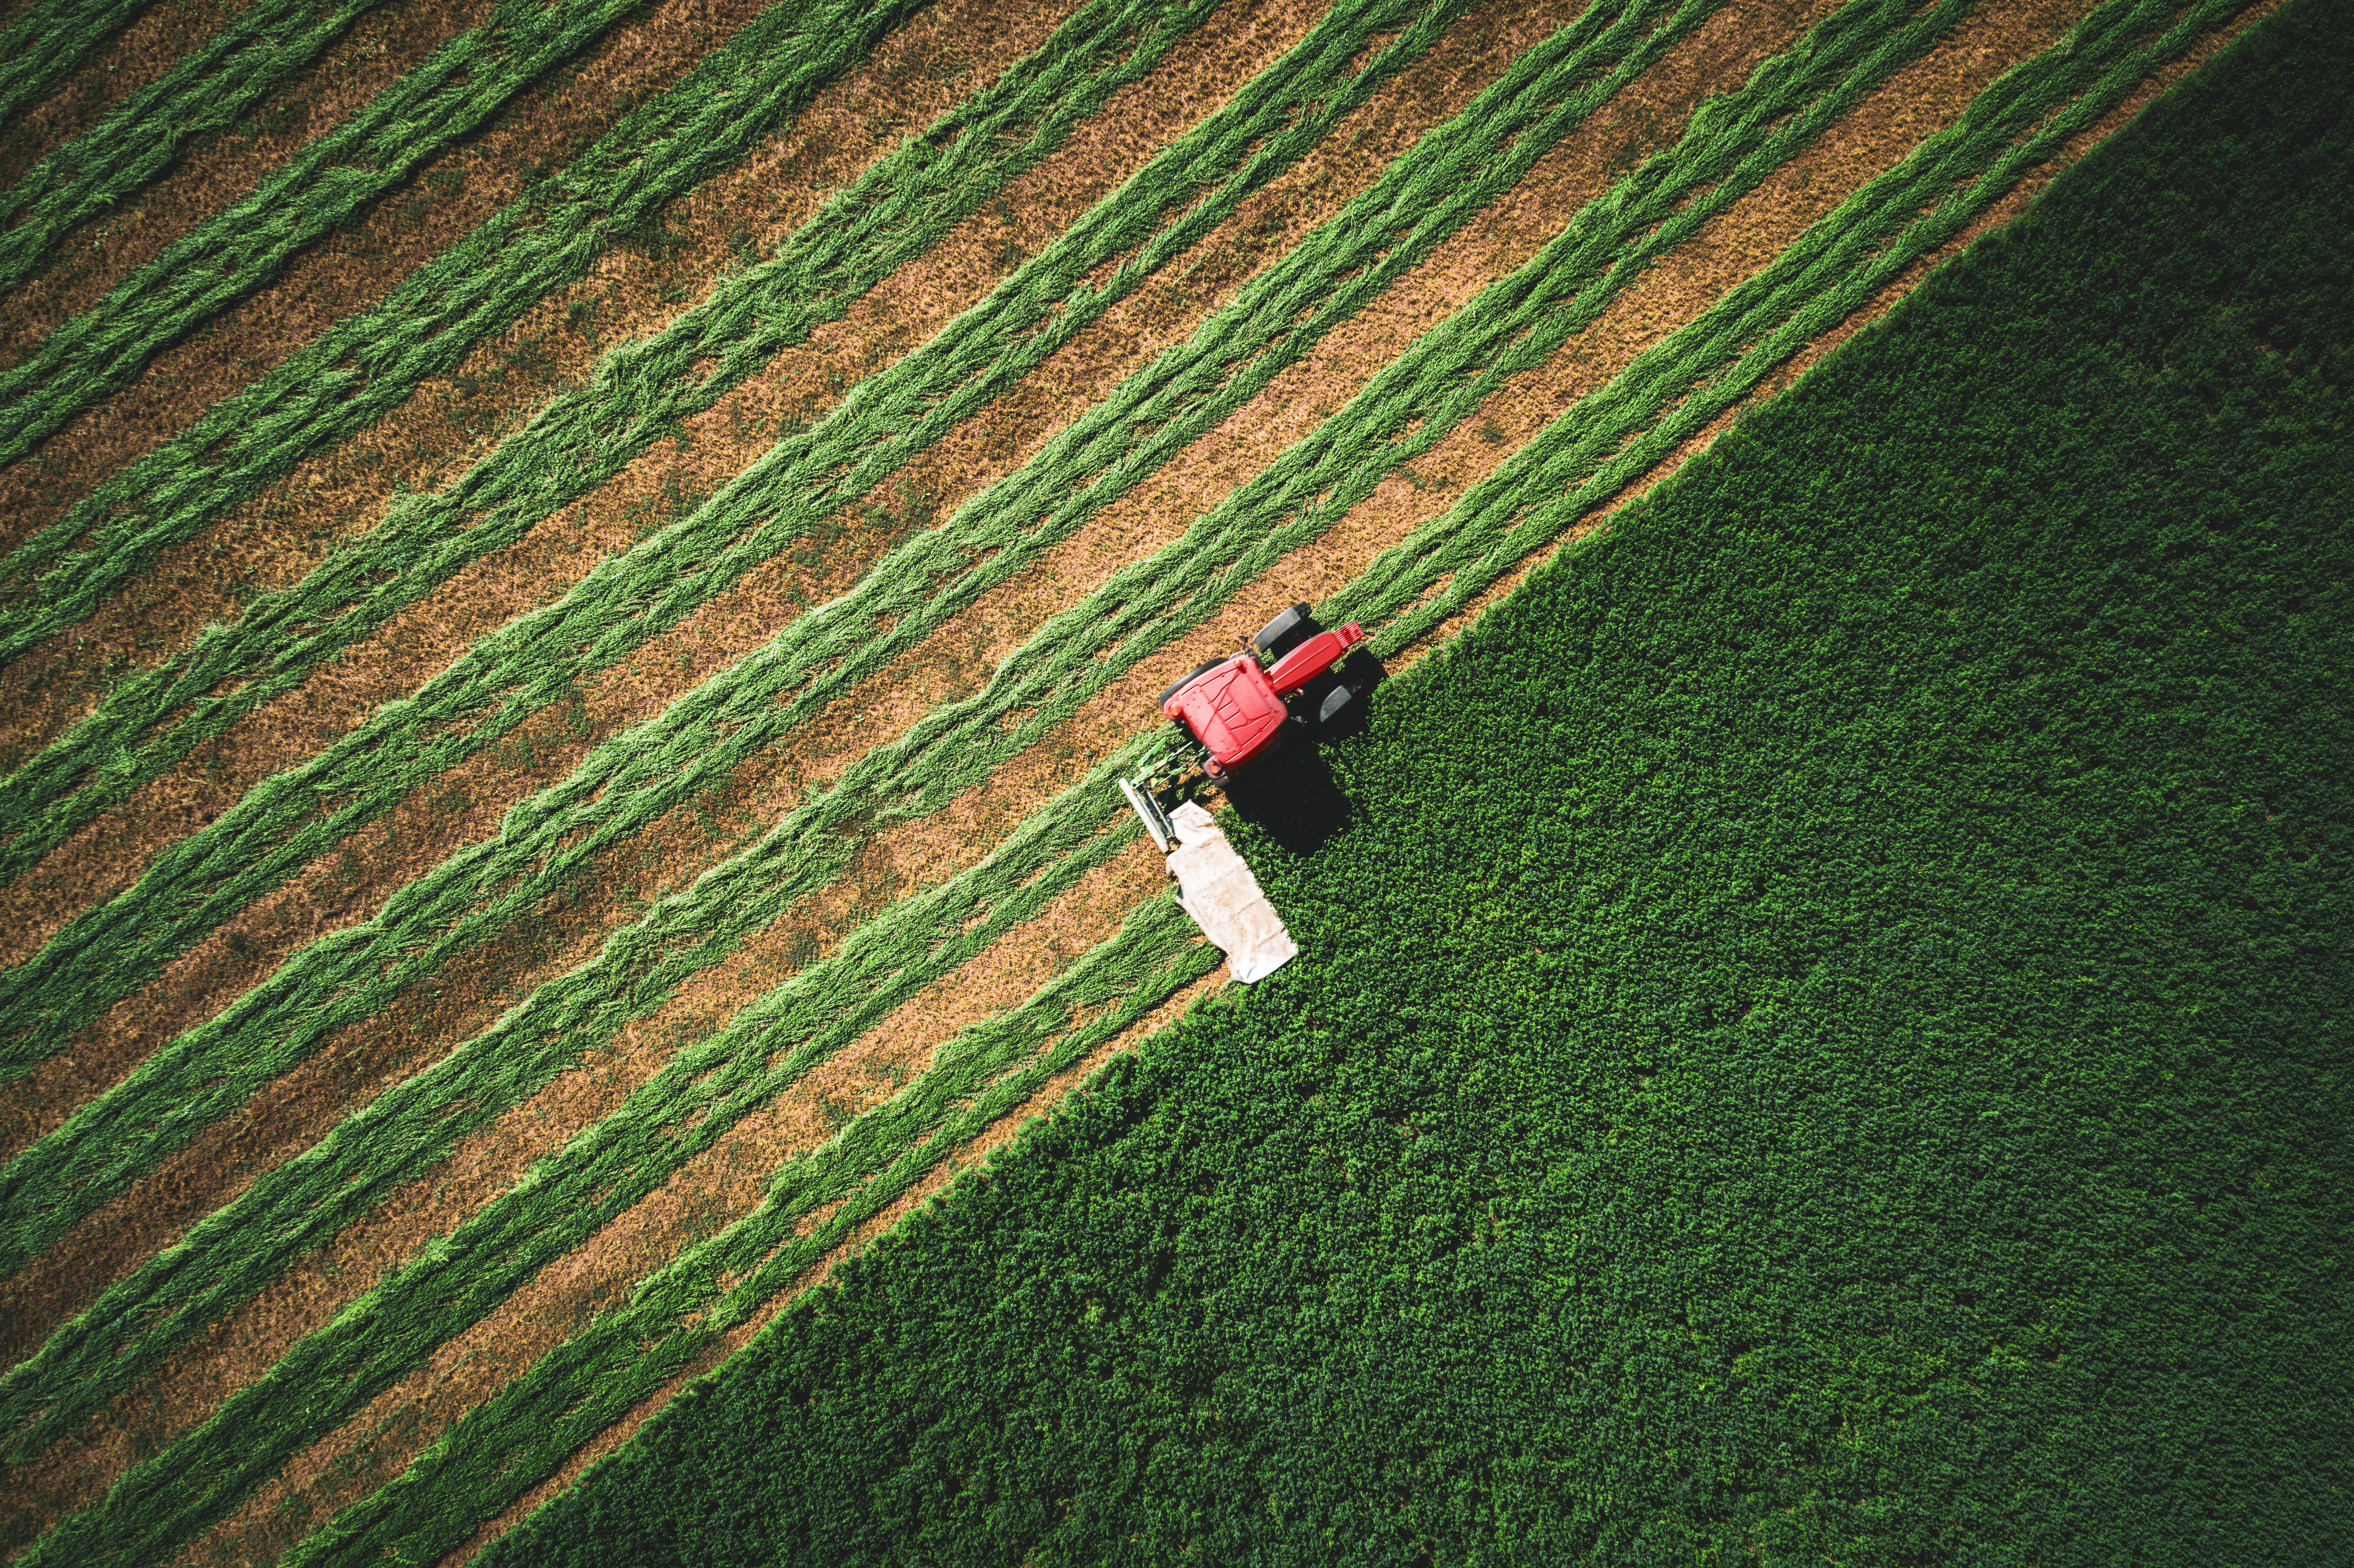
[1217, 638, 1386, 858]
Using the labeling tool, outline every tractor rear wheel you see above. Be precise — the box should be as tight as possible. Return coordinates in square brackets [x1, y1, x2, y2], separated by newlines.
[1253, 603, 1313, 656]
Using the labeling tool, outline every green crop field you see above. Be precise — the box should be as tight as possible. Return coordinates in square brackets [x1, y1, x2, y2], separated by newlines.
[0, 0, 2343, 1561]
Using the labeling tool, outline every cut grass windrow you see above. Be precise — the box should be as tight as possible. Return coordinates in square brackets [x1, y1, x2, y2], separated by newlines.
[0, 0, 152, 127]
[0, 0, 386, 299]
[0, 0, 1666, 1244]
[241, 4, 2276, 1552]
[0, 0, 2049, 1502]
[0, 0, 1300, 906]
[0, 0, 917, 657]
[0, 0, 1721, 1461]
[0, 0, 1217, 878]
[22, 869, 1215, 1568]
[0, 0, 667, 473]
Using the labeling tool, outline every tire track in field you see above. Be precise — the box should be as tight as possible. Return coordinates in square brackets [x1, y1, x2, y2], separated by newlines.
[0, 0, 1320, 1345]
[0, 0, 1350, 1510]
[0, 0, 244, 190]
[0, 0, 780, 554]
[0, 0, 469, 367]
[56, 0, 1836, 1546]
[0, 0, 1084, 1168]
[0, 0, 1704, 1525]
[1414, 0, 2293, 663]
[0, 0, 1083, 779]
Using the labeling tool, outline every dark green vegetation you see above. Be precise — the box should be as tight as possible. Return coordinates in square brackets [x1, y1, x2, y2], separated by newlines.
[487, 5, 2351, 1562]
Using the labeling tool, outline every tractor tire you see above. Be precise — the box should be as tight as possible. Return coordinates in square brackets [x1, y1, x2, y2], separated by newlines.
[1156, 658, 1227, 709]
[1316, 684, 1355, 724]
[1252, 602, 1313, 655]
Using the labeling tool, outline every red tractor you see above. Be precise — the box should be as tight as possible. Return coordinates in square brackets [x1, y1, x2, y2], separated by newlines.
[1118, 603, 1365, 852]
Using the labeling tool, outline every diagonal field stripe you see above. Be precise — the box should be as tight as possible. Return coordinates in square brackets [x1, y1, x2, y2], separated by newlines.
[261, 3, 2268, 1556]
[0, 0, 668, 471]
[0, 0, 1722, 1469]
[0, 0, 387, 297]
[14, 0, 2156, 1535]
[0, 0, 1268, 917]
[0, 0, 915, 641]
[0, 0, 1583, 1247]
[0, 0, 151, 126]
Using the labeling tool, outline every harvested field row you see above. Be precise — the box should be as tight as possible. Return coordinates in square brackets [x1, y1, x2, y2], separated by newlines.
[0, 0, 2287, 1561]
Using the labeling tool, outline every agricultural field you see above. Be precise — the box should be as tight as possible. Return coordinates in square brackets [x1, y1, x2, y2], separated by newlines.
[0, 0, 2342, 1562]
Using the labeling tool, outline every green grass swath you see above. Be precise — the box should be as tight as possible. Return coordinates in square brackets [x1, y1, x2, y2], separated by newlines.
[0, 0, 385, 296]
[285, 896, 1220, 1568]
[266, 1, 2275, 1551]
[0, 0, 919, 651]
[0, 0, 1401, 913]
[7, 0, 2229, 1540]
[5, 0, 2062, 1506]
[0, 0, 669, 470]
[0, 0, 1711, 1465]
[0, 0, 1678, 1256]
[20, 881, 1215, 1568]
[0, 0, 151, 126]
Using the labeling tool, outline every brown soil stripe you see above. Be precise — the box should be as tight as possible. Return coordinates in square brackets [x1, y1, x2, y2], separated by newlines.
[1411, 0, 2292, 675]
[186, 837, 1183, 1568]
[0, 0, 1466, 1184]
[0, 0, 781, 558]
[0, 0, 1088, 782]
[20, 0, 2280, 1556]
[0, 0, 1344, 1471]
[7, 0, 1836, 1540]
[0, 0, 472, 372]
[0, 0, 245, 190]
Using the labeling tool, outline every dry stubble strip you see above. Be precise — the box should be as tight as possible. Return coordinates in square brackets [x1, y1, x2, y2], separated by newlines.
[278, 6, 2266, 1554]
[0, 0, 1701, 1515]
[0, 0, 1077, 785]
[299, 3, 2280, 1559]
[0, 0, 1241, 918]
[0, 0, 902, 605]
[0, 0, 1465, 1271]
[0, 0, 666, 470]
[0, 0, 247, 191]
[0, 0, 1538, 1522]
[0, 0, 480, 348]
[0, 0, 151, 126]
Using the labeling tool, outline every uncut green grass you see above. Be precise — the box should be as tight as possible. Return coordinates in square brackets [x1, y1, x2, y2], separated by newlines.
[0, 0, 916, 641]
[0, 0, 151, 126]
[272, 0, 2286, 1551]
[0, 0, 661, 469]
[0, 0, 2222, 1488]
[0, 0, 1695, 1271]
[0, 0, 384, 296]
[476, 4, 2353, 1560]
[0, 0, 1723, 1485]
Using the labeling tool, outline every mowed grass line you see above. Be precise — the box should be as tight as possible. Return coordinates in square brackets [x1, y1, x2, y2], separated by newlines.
[268, 2, 2272, 1550]
[0, 0, 151, 125]
[8, 0, 2083, 1531]
[0, 0, 670, 471]
[0, 0, 1655, 1266]
[0, 0, 1716, 1469]
[0, 0, 916, 642]
[0, 0, 386, 296]
[0, 0, 1389, 970]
